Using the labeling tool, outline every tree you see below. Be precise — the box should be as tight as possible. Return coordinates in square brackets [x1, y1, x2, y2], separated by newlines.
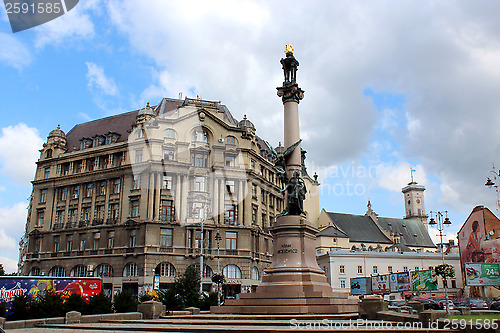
[9, 294, 30, 321]
[113, 289, 137, 313]
[87, 292, 112, 314]
[64, 293, 87, 314]
[0, 264, 5, 276]
[158, 265, 201, 310]
[30, 291, 64, 319]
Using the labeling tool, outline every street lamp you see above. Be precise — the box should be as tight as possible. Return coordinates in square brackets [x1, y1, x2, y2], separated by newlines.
[215, 229, 222, 306]
[484, 164, 500, 211]
[428, 210, 452, 314]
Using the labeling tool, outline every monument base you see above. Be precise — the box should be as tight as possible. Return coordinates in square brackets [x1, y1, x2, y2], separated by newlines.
[211, 215, 358, 314]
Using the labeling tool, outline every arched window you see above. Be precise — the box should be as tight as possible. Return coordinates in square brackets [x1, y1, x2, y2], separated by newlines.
[155, 262, 176, 277]
[48, 266, 66, 277]
[70, 264, 87, 277]
[123, 262, 139, 277]
[192, 129, 208, 143]
[225, 136, 236, 145]
[95, 264, 113, 277]
[251, 266, 259, 280]
[45, 149, 52, 159]
[29, 267, 41, 276]
[223, 264, 241, 279]
[191, 264, 212, 278]
[165, 128, 176, 139]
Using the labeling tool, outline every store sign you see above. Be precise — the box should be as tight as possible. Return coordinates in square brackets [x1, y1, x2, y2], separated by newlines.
[465, 263, 500, 286]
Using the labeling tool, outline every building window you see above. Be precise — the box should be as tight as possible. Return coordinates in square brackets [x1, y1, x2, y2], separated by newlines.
[40, 189, 47, 203]
[59, 187, 67, 201]
[160, 200, 174, 222]
[162, 175, 173, 190]
[29, 267, 41, 276]
[252, 184, 257, 197]
[133, 174, 141, 190]
[388, 266, 393, 273]
[373, 266, 378, 274]
[226, 231, 237, 250]
[191, 151, 209, 167]
[83, 207, 91, 221]
[225, 136, 236, 145]
[48, 266, 65, 277]
[107, 231, 115, 249]
[79, 234, 86, 251]
[451, 280, 456, 288]
[66, 235, 73, 252]
[74, 161, 82, 173]
[191, 176, 206, 192]
[95, 264, 113, 277]
[110, 204, 119, 221]
[252, 206, 257, 224]
[340, 279, 346, 289]
[94, 205, 104, 222]
[357, 265, 363, 274]
[123, 262, 139, 277]
[225, 180, 235, 194]
[71, 265, 87, 277]
[44, 167, 50, 179]
[340, 265, 345, 274]
[160, 228, 173, 247]
[163, 148, 175, 161]
[223, 264, 241, 279]
[98, 181, 106, 196]
[87, 158, 95, 171]
[136, 129, 144, 139]
[45, 149, 52, 158]
[192, 129, 208, 142]
[225, 155, 235, 167]
[155, 262, 176, 277]
[225, 205, 236, 225]
[55, 210, 65, 225]
[93, 232, 100, 250]
[403, 266, 408, 272]
[86, 183, 93, 197]
[112, 179, 121, 194]
[131, 200, 139, 217]
[165, 128, 175, 139]
[53, 235, 60, 252]
[72, 185, 80, 199]
[129, 230, 136, 247]
[100, 156, 108, 169]
[34, 238, 41, 253]
[69, 209, 77, 224]
[135, 149, 143, 163]
[36, 211, 44, 227]
[251, 267, 259, 280]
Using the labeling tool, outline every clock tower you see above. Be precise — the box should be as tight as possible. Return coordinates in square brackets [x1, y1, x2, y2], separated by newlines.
[402, 180, 426, 221]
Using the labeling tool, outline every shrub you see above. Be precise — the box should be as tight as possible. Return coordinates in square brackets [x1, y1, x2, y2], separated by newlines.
[88, 292, 113, 314]
[8, 294, 30, 321]
[199, 291, 220, 310]
[139, 293, 154, 303]
[157, 287, 183, 311]
[64, 293, 87, 314]
[113, 289, 137, 313]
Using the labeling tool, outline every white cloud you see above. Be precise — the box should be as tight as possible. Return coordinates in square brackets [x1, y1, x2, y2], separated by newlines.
[428, 227, 458, 246]
[0, 123, 44, 184]
[86, 62, 119, 96]
[34, 0, 96, 49]
[0, 257, 19, 274]
[0, 202, 28, 273]
[376, 162, 428, 193]
[0, 33, 33, 69]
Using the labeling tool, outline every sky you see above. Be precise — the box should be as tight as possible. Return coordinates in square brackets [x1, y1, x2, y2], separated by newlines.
[1, 0, 500, 273]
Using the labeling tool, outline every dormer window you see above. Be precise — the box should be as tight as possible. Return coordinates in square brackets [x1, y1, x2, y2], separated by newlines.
[192, 129, 208, 143]
[45, 149, 52, 159]
[137, 129, 144, 139]
[165, 129, 176, 139]
[225, 136, 236, 145]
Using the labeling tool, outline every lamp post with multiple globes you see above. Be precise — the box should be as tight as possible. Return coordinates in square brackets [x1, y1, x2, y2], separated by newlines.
[428, 211, 452, 314]
[485, 164, 500, 211]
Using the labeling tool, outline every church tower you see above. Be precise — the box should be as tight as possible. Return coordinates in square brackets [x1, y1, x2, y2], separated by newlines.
[402, 170, 426, 220]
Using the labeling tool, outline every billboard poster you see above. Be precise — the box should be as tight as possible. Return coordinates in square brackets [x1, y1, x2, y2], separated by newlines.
[411, 270, 437, 291]
[371, 275, 390, 294]
[350, 277, 371, 295]
[389, 272, 411, 292]
[0, 277, 102, 316]
[465, 263, 500, 286]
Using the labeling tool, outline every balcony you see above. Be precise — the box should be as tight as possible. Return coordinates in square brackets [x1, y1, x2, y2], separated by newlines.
[52, 223, 64, 230]
[92, 219, 104, 226]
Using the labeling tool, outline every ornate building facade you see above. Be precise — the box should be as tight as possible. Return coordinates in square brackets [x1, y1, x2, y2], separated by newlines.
[19, 97, 320, 297]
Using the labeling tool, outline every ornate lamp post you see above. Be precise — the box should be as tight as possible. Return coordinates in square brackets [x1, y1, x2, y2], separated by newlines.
[428, 211, 452, 314]
[485, 164, 500, 211]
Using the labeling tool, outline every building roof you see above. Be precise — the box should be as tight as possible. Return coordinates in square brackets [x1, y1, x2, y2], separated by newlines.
[377, 216, 436, 248]
[326, 212, 393, 244]
[317, 225, 348, 238]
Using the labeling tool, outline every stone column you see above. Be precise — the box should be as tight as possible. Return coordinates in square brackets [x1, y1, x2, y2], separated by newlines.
[154, 173, 161, 220]
[148, 173, 155, 220]
[175, 174, 182, 222]
[219, 178, 225, 225]
[238, 180, 244, 225]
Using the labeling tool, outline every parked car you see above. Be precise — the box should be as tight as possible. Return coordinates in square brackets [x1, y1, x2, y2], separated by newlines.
[389, 300, 407, 307]
[439, 300, 455, 310]
[465, 299, 489, 310]
[415, 299, 441, 310]
[489, 297, 500, 310]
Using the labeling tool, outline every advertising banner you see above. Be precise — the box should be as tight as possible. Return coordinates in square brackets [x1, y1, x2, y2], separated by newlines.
[350, 277, 371, 295]
[371, 275, 390, 294]
[389, 272, 411, 292]
[411, 270, 437, 291]
[465, 263, 500, 286]
[0, 277, 102, 316]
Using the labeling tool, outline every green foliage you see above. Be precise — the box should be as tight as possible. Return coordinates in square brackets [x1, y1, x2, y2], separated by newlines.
[0, 264, 5, 276]
[64, 293, 87, 314]
[158, 266, 202, 311]
[87, 292, 113, 314]
[8, 294, 30, 321]
[30, 291, 64, 319]
[211, 273, 225, 284]
[139, 293, 154, 303]
[435, 264, 455, 278]
[0, 301, 5, 318]
[113, 289, 138, 313]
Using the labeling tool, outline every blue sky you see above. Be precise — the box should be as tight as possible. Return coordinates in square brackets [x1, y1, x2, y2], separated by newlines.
[1, 0, 500, 272]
